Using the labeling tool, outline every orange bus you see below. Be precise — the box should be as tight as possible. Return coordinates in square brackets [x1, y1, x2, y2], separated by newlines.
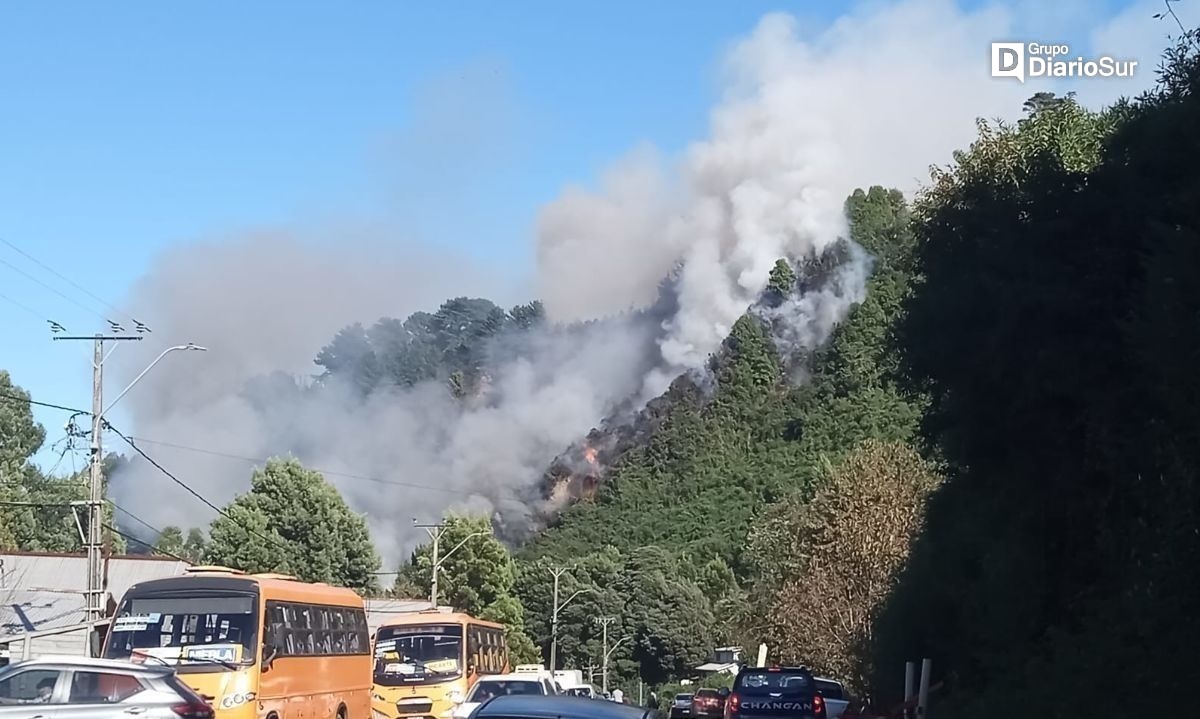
[103, 566, 372, 719]
[371, 609, 509, 719]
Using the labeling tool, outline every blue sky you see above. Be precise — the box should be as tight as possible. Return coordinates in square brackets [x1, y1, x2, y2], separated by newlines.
[0, 0, 1187, 470]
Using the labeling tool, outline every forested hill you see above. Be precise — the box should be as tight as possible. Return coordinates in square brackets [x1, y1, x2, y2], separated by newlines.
[516, 34, 1200, 718]
[3, 31, 1197, 719]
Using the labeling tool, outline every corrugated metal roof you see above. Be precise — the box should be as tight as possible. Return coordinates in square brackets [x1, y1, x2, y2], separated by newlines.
[0, 552, 189, 607]
[0, 589, 87, 637]
[364, 598, 433, 634]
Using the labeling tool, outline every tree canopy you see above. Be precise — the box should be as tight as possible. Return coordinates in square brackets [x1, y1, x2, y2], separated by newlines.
[205, 457, 381, 592]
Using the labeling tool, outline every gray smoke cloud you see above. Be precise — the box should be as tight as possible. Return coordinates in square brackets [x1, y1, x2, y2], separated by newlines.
[108, 0, 1175, 570]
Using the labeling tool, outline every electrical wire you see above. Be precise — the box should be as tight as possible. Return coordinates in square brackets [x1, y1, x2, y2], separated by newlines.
[0, 391, 459, 495]
[0, 237, 143, 327]
[0, 255, 109, 323]
[104, 523, 187, 562]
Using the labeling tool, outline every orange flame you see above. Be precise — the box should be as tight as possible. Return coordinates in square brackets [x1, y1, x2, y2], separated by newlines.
[583, 446, 598, 466]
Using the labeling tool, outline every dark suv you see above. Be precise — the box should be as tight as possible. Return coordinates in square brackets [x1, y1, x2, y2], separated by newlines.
[723, 666, 825, 719]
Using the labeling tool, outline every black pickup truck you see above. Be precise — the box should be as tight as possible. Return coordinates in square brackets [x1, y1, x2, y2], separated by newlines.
[723, 666, 826, 719]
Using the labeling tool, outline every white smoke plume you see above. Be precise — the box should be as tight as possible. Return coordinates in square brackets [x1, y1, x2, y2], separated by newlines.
[110, 0, 1176, 569]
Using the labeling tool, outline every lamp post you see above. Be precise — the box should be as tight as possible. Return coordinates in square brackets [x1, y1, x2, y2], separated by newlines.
[414, 519, 488, 607]
[549, 566, 594, 671]
[51, 337, 207, 625]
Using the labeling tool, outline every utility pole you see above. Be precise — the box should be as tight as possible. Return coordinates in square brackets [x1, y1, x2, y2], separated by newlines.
[54, 336, 204, 626]
[414, 518, 487, 608]
[549, 565, 593, 672]
[550, 566, 566, 672]
[414, 520, 446, 606]
[54, 334, 142, 623]
[595, 617, 616, 694]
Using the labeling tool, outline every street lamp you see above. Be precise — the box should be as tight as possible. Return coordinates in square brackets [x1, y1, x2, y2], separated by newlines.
[602, 636, 629, 695]
[103, 343, 208, 417]
[549, 566, 594, 671]
[414, 518, 489, 607]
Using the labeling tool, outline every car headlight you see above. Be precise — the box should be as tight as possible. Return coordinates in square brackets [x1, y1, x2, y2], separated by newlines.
[372, 710, 391, 719]
[446, 690, 464, 705]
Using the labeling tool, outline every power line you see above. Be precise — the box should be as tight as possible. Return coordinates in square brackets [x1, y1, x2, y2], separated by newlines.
[0, 392, 458, 495]
[103, 423, 294, 555]
[104, 523, 187, 563]
[0, 237, 144, 328]
[128, 436, 460, 495]
[108, 501, 166, 539]
[0, 391, 91, 415]
[0, 290, 66, 332]
[0, 255, 110, 324]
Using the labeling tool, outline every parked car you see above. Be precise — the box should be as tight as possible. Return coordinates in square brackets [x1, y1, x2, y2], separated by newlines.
[451, 672, 560, 718]
[813, 678, 848, 719]
[468, 693, 658, 719]
[690, 688, 726, 719]
[669, 692, 694, 719]
[0, 655, 214, 719]
[724, 666, 826, 719]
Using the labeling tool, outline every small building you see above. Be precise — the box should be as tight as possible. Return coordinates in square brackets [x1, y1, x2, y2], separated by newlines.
[694, 646, 743, 676]
[0, 551, 190, 662]
[364, 597, 434, 637]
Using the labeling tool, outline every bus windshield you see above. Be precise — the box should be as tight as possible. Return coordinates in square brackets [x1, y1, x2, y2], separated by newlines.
[373, 623, 463, 685]
[104, 594, 258, 672]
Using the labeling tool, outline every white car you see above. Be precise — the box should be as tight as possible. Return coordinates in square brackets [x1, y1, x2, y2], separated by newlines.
[450, 673, 559, 718]
[814, 677, 849, 719]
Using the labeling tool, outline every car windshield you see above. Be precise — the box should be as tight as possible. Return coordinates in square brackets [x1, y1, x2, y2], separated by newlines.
[814, 680, 843, 699]
[467, 680, 545, 701]
[103, 594, 257, 672]
[675, 694, 693, 701]
[735, 671, 812, 695]
[373, 624, 463, 685]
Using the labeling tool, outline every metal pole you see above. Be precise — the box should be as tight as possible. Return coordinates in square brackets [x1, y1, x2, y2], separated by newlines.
[904, 661, 915, 719]
[594, 617, 616, 693]
[550, 567, 567, 671]
[86, 338, 104, 624]
[102, 344, 206, 416]
[429, 527, 441, 606]
[917, 658, 931, 719]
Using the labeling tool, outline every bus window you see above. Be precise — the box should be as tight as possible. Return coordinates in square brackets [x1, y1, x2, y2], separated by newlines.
[104, 594, 257, 670]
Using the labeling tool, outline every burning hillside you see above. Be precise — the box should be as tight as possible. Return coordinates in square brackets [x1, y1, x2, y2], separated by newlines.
[534, 241, 866, 518]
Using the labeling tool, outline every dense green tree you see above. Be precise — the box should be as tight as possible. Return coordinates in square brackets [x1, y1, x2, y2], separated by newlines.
[205, 458, 381, 592]
[154, 526, 185, 557]
[154, 526, 205, 562]
[872, 35, 1200, 717]
[0, 370, 45, 547]
[183, 528, 207, 562]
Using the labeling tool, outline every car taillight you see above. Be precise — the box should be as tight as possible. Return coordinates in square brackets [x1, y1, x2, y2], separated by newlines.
[171, 702, 214, 719]
[813, 694, 825, 716]
[724, 693, 739, 718]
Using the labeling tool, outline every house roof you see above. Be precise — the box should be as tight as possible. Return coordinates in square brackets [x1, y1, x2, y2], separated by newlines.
[695, 662, 740, 672]
[0, 552, 189, 637]
[0, 552, 190, 601]
[0, 588, 87, 637]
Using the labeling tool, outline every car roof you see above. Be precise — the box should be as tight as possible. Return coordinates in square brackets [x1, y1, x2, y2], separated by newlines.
[4, 656, 171, 676]
[475, 694, 656, 719]
[738, 666, 812, 674]
[475, 673, 550, 682]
